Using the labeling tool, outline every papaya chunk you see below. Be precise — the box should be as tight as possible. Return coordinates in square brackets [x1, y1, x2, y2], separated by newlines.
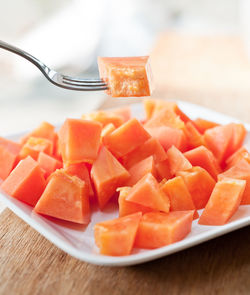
[1, 156, 46, 206]
[98, 56, 153, 97]
[19, 137, 53, 160]
[125, 173, 170, 213]
[0, 137, 21, 155]
[34, 169, 90, 224]
[155, 158, 172, 181]
[134, 211, 194, 249]
[94, 212, 142, 256]
[91, 146, 130, 209]
[193, 118, 219, 134]
[184, 121, 204, 149]
[58, 118, 102, 164]
[101, 123, 116, 139]
[37, 152, 62, 179]
[167, 145, 192, 175]
[103, 118, 151, 158]
[177, 167, 216, 209]
[225, 147, 250, 169]
[82, 110, 123, 128]
[199, 178, 246, 225]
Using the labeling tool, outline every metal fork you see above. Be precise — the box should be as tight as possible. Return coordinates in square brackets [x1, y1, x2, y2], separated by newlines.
[0, 40, 108, 91]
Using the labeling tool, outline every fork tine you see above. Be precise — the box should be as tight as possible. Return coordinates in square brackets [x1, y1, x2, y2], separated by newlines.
[63, 75, 106, 84]
[59, 83, 108, 91]
[62, 79, 107, 87]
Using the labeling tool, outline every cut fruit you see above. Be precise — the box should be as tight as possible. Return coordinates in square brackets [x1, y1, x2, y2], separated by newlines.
[82, 110, 123, 128]
[121, 137, 167, 169]
[1, 156, 46, 206]
[118, 187, 152, 217]
[127, 156, 156, 186]
[161, 176, 198, 219]
[0, 145, 18, 180]
[98, 56, 153, 97]
[177, 167, 216, 209]
[134, 211, 194, 249]
[225, 147, 250, 169]
[199, 178, 246, 225]
[166, 145, 192, 175]
[58, 118, 102, 164]
[91, 146, 130, 209]
[218, 158, 250, 204]
[0, 137, 22, 155]
[19, 137, 53, 160]
[103, 118, 151, 158]
[184, 146, 221, 180]
[193, 118, 219, 134]
[184, 121, 204, 149]
[34, 169, 90, 224]
[125, 173, 170, 213]
[155, 158, 172, 181]
[37, 152, 63, 179]
[94, 212, 142, 256]
[101, 123, 116, 139]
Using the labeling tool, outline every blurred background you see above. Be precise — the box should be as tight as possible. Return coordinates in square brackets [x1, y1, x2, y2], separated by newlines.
[1, 0, 250, 135]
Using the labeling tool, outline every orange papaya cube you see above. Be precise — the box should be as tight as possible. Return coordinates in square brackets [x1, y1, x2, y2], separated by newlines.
[143, 99, 190, 122]
[225, 147, 250, 169]
[103, 118, 151, 158]
[121, 137, 167, 169]
[20, 121, 56, 146]
[161, 176, 198, 219]
[110, 106, 131, 122]
[144, 108, 185, 130]
[227, 123, 246, 157]
[53, 133, 62, 161]
[19, 137, 53, 160]
[127, 156, 157, 186]
[184, 146, 221, 180]
[82, 110, 123, 128]
[64, 162, 94, 199]
[94, 212, 142, 256]
[166, 145, 192, 175]
[58, 118, 102, 164]
[199, 178, 246, 225]
[0, 137, 21, 155]
[134, 211, 194, 249]
[184, 121, 204, 149]
[218, 158, 250, 205]
[155, 158, 172, 181]
[177, 167, 216, 209]
[1, 156, 46, 206]
[37, 152, 62, 179]
[193, 118, 220, 134]
[125, 173, 170, 213]
[118, 187, 153, 217]
[0, 145, 18, 180]
[98, 56, 153, 97]
[146, 126, 187, 152]
[34, 169, 90, 224]
[204, 124, 233, 164]
[101, 123, 116, 139]
[91, 146, 130, 209]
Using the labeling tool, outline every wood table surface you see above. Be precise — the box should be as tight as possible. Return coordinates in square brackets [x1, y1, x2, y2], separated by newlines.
[1, 32, 250, 295]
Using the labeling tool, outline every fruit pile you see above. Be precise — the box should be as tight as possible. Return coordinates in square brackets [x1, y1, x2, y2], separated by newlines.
[0, 99, 249, 256]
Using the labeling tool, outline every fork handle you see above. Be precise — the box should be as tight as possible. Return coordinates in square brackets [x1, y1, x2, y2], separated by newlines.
[0, 40, 50, 75]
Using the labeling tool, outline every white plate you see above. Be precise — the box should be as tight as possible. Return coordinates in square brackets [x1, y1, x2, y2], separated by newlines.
[0, 101, 250, 266]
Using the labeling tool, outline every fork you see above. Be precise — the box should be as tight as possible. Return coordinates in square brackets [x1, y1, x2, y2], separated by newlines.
[0, 40, 108, 91]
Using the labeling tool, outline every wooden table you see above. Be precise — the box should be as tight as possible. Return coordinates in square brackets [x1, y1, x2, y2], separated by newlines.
[1, 32, 250, 294]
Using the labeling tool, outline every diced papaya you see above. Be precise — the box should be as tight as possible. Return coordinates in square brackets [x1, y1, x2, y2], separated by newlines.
[161, 176, 198, 219]
[227, 123, 246, 157]
[82, 110, 123, 128]
[0, 145, 18, 180]
[101, 123, 116, 139]
[166, 145, 192, 175]
[199, 178, 246, 225]
[144, 108, 185, 130]
[0, 137, 22, 155]
[184, 146, 221, 180]
[52, 133, 62, 161]
[98, 56, 153, 97]
[64, 162, 94, 199]
[218, 158, 250, 204]
[118, 187, 153, 217]
[58, 118, 102, 164]
[225, 147, 250, 169]
[127, 156, 156, 186]
[103, 118, 151, 158]
[91, 146, 130, 209]
[19, 137, 53, 160]
[146, 126, 187, 152]
[177, 167, 216, 209]
[20, 121, 56, 146]
[1, 156, 46, 206]
[134, 211, 194, 249]
[110, 106, 131, 122]
[125, 173, 170, 213]
[34, 169, 90, 224]
[121, 137, 167, 169]
[37, 152, 63, 179]
[94, 212, 142, 256]
[184, 121, 204, 149]
[155, 158, 172, 181]
[193, 118, 219, 134]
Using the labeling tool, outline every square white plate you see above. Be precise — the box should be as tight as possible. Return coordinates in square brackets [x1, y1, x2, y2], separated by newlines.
[0, 101, 250, 266]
